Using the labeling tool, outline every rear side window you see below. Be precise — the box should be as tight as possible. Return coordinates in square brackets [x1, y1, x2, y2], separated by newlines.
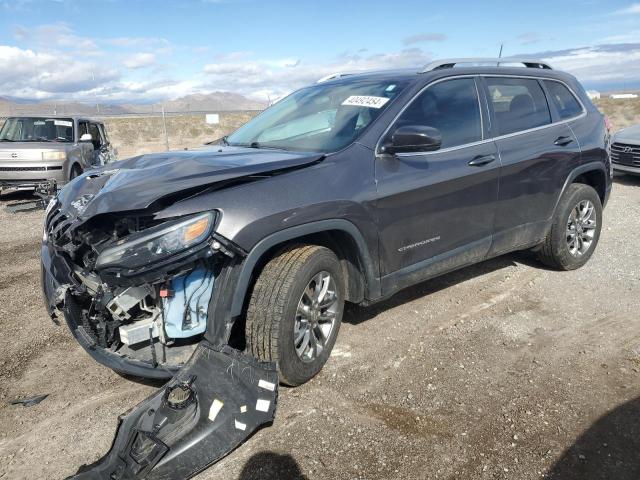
[543, 80, 583, 119]
[486, 77, 551, 136]
[394, 78, 482, 149]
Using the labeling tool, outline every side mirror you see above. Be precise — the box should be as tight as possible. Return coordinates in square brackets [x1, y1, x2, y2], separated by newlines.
[382, 125, 442, 155]
[80, 133, 93, 142]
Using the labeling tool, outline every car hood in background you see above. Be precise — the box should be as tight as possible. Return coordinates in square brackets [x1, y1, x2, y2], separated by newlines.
[55, 146, 324, 221]
[613, 124, 640, 144]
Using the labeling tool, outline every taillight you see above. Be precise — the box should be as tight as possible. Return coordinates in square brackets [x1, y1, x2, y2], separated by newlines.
[604, 115, 613, 132]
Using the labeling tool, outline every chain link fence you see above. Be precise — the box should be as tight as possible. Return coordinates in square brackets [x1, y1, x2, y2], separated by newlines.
[0, 110, 262, 159]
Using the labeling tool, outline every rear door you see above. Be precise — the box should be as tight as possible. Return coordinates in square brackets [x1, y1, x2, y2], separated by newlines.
[483, 76, 581, 255]
[375, 77, 500, 292]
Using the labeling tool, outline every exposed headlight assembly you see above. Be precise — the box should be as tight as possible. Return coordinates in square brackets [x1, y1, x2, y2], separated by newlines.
[95, 212, 215, 270]
[42, 151, 67, 161]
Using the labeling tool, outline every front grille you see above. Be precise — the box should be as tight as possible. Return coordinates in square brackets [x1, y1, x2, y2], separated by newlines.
[611, 142, 640, 167]
[0, 166, 63, 172]
[45, 206, 73, 247]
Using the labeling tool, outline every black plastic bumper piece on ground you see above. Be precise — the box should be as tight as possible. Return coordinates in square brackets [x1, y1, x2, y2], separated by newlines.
[69, 343, 278, 480]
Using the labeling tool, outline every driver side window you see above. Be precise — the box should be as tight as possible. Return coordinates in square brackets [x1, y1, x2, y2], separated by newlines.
[394, 78, 482, 150]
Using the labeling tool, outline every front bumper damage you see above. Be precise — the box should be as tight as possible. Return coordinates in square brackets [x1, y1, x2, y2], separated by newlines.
[38, 148, 329, 478]
[41, 209, 280, 478]
[71, 344, 277, 480]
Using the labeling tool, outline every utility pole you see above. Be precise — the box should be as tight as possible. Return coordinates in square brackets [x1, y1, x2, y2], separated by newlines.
[162, 105, 169, 151]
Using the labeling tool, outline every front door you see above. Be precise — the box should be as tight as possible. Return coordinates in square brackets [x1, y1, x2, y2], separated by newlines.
[375, 77, 500, 294]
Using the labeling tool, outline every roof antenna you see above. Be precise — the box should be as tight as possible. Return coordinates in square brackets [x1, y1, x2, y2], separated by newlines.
[498, 43, 504, 59]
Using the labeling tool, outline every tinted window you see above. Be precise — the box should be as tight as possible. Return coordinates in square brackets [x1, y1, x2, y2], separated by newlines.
[486, 78, 551, 136]
[543, 80, 583, 119]
[394, 78, 482, 149]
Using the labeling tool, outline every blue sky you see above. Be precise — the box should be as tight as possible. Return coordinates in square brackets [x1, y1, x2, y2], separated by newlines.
[1, 0, 639, 103]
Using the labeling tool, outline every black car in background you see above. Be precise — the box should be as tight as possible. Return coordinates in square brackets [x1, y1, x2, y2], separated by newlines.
[41, 58, 612, 478]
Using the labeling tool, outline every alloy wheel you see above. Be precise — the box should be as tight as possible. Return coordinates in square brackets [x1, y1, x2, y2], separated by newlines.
[293, 271, 339, 363]
[566, 199, 597, 257]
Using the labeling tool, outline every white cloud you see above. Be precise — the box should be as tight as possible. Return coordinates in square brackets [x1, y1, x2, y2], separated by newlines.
[614, 3, 640, 14]
[14, 22, 99, 54]
[203, 48, 432, 100]
[3, 18, 640, 106]
[0, 45, 118, 98]
[123, 52, 157, 69]
[527, 43, 640, 86]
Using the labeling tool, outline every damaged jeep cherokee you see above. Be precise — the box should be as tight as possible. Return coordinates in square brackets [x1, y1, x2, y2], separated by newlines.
[41, 58, 611, 478]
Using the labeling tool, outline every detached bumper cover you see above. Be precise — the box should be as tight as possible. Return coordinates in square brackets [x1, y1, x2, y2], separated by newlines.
[70, 343, 278, 480]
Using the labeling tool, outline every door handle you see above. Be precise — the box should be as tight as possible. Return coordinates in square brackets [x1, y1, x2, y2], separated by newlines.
[468, 154, 496, 167]
[554, 136, 574, 147]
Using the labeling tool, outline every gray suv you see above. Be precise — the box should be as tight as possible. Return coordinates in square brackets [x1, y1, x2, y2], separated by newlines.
[611, 124, 640, 175]
[0, 116, 117, 191]
[41, 58, 612, 479]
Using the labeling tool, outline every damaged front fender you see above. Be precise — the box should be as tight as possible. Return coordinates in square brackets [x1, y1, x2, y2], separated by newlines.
[70, 343, 278, 480]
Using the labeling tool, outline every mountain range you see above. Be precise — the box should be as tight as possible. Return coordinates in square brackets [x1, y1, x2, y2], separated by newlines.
[0, 92, 267, 117]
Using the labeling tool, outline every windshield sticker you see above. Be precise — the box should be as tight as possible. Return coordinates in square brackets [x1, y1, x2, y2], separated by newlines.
[34, 121, 45, 126]
[342, 95, 390, 109]
[54, 120, 73, 127]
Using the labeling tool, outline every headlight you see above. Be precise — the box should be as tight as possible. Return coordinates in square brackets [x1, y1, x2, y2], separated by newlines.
[95, 212, 215, 270]
[42, 151, 67, 161]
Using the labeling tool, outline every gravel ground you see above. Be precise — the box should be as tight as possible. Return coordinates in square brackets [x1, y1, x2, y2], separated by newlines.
[0, 175, 638, 480]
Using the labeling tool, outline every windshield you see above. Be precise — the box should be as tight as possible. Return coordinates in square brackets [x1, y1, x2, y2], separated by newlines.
[0, 117, 74, 143]
[226, 79, 408, 153]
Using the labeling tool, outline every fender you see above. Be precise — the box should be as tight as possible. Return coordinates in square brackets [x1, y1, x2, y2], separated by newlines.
[229, 219, 380, 317]
[551, 161, 609, 217]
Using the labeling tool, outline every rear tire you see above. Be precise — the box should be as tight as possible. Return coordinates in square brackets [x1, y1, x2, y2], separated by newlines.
[537, 183, 602, 270]
[245, 245, 345, 386]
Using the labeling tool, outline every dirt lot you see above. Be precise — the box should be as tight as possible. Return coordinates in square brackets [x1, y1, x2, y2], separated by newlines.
[0, 174, 639, 480]
[595, 97, 640, 131]
[102, 111, 259, 158]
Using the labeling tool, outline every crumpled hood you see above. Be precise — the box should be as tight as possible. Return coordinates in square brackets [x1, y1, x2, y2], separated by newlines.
[56, 145, 323, 222]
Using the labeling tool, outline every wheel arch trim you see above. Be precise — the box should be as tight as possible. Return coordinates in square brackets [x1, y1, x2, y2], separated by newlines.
[230, 219, 379, 317]
[553, 162, 609, 217]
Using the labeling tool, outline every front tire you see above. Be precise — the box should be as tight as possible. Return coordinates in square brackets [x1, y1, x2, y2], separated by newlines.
[246, 245, 344, 386]
[537, 183, 602, 270]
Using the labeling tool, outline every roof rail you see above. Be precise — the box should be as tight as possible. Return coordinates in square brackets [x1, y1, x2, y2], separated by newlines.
[317, 72, 354, 83]
[421, 57, 553, 73]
